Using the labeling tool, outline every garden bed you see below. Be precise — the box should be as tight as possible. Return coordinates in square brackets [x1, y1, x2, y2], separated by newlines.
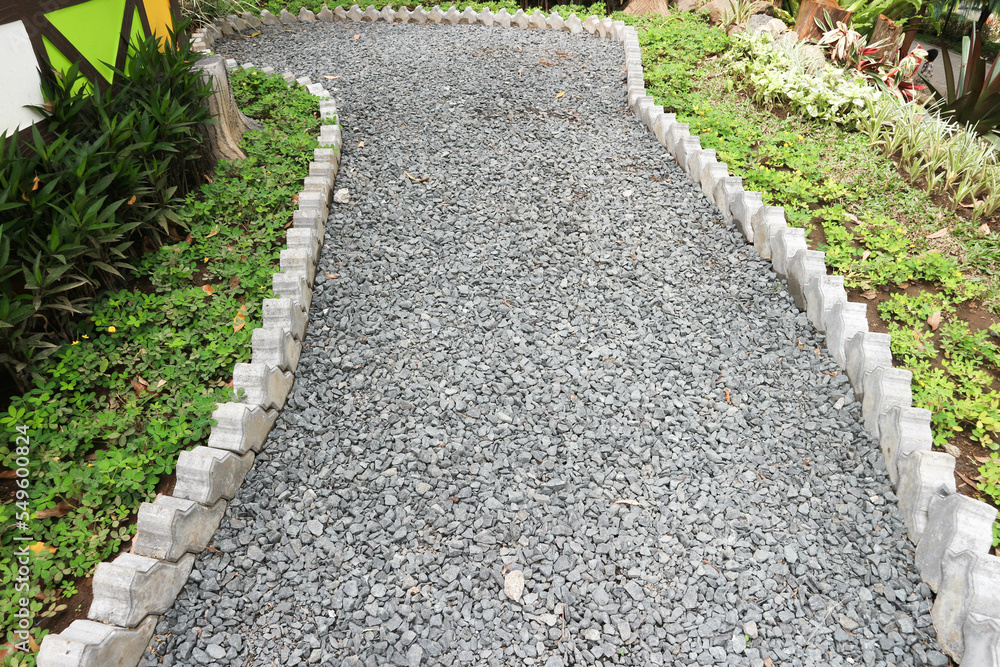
[0, 66, 321, 662]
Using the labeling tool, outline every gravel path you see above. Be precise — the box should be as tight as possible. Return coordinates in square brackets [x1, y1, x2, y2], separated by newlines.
[142, 21, 946, 667]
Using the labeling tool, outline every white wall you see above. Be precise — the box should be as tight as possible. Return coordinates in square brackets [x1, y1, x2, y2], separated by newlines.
[0, 21, 45, 138]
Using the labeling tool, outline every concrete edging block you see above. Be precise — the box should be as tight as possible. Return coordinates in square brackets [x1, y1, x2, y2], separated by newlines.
[132, 495, 227, 562]
[963, 613, 1000, 665]
[36, 616, 157, 667]
[665, 122, 690, 154]
[844, 330, 892, 399]
[279, 247, 316, 287]
[786, 249, 826, 312]
[654, 113, 676, 147]
[878, 405, 933, 486]
[443, 6, 461, 23]
[932, 551, 1000, 662]
[89, 553, 196, 628]
[251, 325, 302, 371]
[232, 362, 295, 410]
[896, 449, 956, 543]
[804, 274, 846, 333]
[861, 366, 912, 438]
[824, 300, 868, 369]
[751, 206, 785, 260]
[262, 296, 309, 340]
[494, 8, 512, 27]
[731, 191, 762, 242]
[675, 137, 702, 173]
[381, 5, 398, 22]
[207, 402, 278, 455]
[279, 8, 297, 23]
[298, 7, 315, 21]
[287, 226, 321, 265]
[713, 177, 743, 222]
[770, 226, 806, 279]
[173, 446, 255, 505]
[700, 162, 728, 200]
[915, 493, 997, 592]
[686, 147, 715, 181]
[273, 271, 312, 312]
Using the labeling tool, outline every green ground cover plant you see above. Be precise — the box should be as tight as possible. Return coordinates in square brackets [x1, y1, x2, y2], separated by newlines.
[636, 11, 1000, 546]
[0, 67, 319, 661]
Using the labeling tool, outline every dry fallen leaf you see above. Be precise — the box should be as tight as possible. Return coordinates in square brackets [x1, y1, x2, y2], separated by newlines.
[860, 250, 871, 262]
[974, 455, 996, 463]
[229, 276, 241, 290]
[127, 194, 137, 205]
[861, 289, 878, 300]
[942, 442, 962, 459]
[724, 389, 731, 404]
[233, 305, 248, 332]
[322, 75, 341, 79]
[501, 560, 516, 575]
[979, 222, 991, 235]
[845, 213, 860, 224]
[324, 272, 340, 279]
[249, 31, 260, 37]
[206, 226, 219, 238]
[201, 284, 215, 296]
[31, 176, 40, 191]
[358, 140, 365, 148]
[957, 471, 981, 488]
[555, 91, 566, 99]
[405, 171, 430, 183]
[927, 311, 941, 331]
[959, 200, 977, 209]
[899, 281, 910, 289]
[35, 500, 75, 519]
[612, 498, 640, 506]
[503, 570, 525, 601]
[926, 227, 949, 239]
[353, 34, 360, 39]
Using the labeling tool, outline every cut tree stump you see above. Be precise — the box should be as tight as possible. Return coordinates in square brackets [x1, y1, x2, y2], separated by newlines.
[193, 55, 262, 166]
[623, 0, 672, 16]
[794, 0, 852, 41]
[871, 14, 903, 60]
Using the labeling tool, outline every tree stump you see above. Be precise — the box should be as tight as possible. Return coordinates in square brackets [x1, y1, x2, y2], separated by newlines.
[193, 55, 261, 166]
[871, 14, 903, 61]
[794, 0, 852, 41]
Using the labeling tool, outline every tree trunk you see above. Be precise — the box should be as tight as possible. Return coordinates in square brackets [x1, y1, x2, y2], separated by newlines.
[193, 55, 261, 168]
[871, 14, 904, 60]
[794, 0, 853, 40]
[977, 0, 991, 29]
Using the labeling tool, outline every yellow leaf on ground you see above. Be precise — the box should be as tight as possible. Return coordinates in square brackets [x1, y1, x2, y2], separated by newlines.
[28, 542, 56, 555]
[233, 305, 248, 332]
[926, 228, 949, 239]
[555, 91, 566, 99]
[201, 284, 215, 296]
[127, 195, 136, 205]
[358, 141, 365, 148]
[31, 176, 39, 191]
[206, 226, 219, 238]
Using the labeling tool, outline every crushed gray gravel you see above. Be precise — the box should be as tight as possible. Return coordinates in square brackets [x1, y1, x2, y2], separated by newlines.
[141, 20, 945, 667]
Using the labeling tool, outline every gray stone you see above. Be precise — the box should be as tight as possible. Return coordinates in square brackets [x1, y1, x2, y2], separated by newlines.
[861, 366, 912, 437]
[232, 362, 295, 410]
[844, 331, 892, 399]
[731, 191, 762, 242]
[878, 405, 933, 486]
[251, 326, 302, 372]
[173, 446, 255, 505]
[37, 616, 157, 667]
[962, 613, 1000, 666]
[262, 296, 309, 341]
[769, 226, 806, 279]
[334, 188, 350, 204]
[89, 553, 195, 627]
[207, 402, 278, 455]
[915, 493, 997, 591]
[786, 249, 826, 312]
[751, 206, 786, 260]
[932, 551, 1000, 662]
[824, 300, 869, 369]
[896, 450, 956, 542]
[132, 495, 227, 562]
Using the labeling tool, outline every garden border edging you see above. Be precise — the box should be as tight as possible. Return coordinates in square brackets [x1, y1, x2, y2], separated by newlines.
[35, 60, 341, 667]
